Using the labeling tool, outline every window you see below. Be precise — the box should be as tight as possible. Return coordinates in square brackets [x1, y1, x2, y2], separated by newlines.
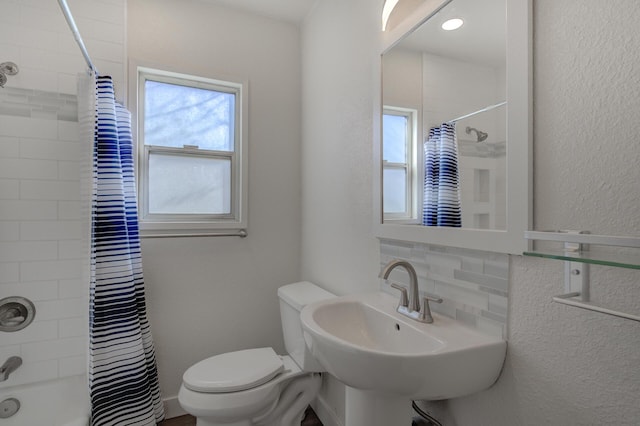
[382, 106, 419, 222]
[136, 67, 247, 234]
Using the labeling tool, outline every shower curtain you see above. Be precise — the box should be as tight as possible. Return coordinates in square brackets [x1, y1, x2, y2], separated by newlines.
[423, 122, 461, 227]
[87, 75, 164, 425]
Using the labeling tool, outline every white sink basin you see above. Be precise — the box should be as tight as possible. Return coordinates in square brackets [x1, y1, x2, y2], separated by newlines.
[300, 291, 506, 400]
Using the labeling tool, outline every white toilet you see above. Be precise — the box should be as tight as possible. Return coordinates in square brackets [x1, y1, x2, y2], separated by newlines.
[178, 281, 335, 426]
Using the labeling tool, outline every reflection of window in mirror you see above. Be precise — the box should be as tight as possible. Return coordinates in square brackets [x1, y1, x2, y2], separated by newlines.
[382, 106, 419, 223]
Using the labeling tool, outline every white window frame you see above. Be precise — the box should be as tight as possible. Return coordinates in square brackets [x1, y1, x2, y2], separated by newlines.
[134, 65, 248, 235]
[382, 106, 420, 223]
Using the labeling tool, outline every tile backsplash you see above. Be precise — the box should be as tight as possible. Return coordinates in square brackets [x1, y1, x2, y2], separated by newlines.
[380, 240, 509, 338]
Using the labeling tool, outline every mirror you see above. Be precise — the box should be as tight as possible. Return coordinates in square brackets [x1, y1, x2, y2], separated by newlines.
[373, 0, 531, 254]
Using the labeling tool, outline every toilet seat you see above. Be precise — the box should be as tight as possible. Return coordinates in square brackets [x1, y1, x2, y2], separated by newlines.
[178, 354, 306, 423]
[183, 347, 285, 393]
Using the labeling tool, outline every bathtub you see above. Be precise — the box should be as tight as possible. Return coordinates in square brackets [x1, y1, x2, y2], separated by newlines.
[0, 375, 89, 426]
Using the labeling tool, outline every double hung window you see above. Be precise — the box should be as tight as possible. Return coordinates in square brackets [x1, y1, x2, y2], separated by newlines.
[136, 67, 247, 234]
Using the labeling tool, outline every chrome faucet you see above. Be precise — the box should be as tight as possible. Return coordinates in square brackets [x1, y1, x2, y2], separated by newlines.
[0, 356, 22, 382]
[379, 259, 421, 312]
[379, 259, 442, 323]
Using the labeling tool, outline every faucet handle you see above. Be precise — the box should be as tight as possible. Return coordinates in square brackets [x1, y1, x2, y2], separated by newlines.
[390, 283, 409, 308]
[426, 295, 443, 304]
[419, 295, 443, 324]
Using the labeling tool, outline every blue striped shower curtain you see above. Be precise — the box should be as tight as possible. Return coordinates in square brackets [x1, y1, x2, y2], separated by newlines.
[89, 75, 164, 425]
[423, 122, 461, 227]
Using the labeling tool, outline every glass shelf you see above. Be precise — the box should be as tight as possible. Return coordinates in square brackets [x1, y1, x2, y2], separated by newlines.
[523, 249, 640, 270]
[524, 231, 640, 270]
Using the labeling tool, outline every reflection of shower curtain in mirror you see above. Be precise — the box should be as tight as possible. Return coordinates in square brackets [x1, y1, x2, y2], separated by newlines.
[423, 123, 461, 227]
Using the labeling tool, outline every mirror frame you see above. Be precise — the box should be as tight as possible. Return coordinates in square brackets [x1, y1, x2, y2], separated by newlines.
[373, 0, 532, 254]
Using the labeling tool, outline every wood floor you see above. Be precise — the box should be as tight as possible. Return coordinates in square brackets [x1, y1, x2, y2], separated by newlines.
[158, 406, 323, 425]
[158, 415, 195, 426]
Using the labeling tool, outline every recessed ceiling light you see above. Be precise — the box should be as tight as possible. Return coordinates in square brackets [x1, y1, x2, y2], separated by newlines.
[442, 18, 464, 31]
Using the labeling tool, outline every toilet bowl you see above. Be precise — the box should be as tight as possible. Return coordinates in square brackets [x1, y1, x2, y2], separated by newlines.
[178, 282, 335, 426]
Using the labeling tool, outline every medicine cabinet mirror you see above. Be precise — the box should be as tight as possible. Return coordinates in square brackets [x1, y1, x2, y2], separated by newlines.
[373, 0, 531, 254]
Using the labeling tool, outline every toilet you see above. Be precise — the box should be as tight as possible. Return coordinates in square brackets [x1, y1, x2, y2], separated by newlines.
[178, 281, 335, 426]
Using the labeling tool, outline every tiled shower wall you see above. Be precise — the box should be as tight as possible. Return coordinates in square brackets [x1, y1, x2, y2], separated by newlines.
[380, 239, 509, 338]
[0, 91, 86, 387]
[1, 0, 126, 100]
[0, 0, 125, 387]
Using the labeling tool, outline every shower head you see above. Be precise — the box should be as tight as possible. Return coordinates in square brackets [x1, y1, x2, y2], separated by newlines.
[0, 62, 19, 75]
[465, 126, 488, 142]
[0, 62, 19, 88]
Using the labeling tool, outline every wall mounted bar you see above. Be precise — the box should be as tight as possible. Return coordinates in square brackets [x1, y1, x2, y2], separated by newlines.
[552, 292, 640, 322]
[57, 0, 98, 73]
[141, 229, 248, 239]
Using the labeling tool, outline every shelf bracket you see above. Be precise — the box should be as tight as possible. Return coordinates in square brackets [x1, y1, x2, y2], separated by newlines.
[563, 234, 590, 299]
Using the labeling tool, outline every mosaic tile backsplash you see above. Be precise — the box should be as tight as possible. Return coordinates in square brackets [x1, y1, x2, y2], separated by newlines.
[380, 240, 509, 338]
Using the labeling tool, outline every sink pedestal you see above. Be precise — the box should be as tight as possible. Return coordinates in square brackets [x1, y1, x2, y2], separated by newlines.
[345, 387, 413, 426]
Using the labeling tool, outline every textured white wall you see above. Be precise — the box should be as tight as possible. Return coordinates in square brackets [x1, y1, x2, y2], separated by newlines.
[301, 0, 640, 424]
[300, 0, 381, 297]
[127, 0, 302, 409]
[534, 2, 640, 236]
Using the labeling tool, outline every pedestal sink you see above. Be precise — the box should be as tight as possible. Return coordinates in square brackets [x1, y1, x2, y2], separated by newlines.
[300, 291, 506, 424]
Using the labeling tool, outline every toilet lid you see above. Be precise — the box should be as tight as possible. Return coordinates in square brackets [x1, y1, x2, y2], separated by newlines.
[183, 347, 284, 393]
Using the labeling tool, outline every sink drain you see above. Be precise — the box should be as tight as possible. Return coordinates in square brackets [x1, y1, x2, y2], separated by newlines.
[0, 398, 20, 419]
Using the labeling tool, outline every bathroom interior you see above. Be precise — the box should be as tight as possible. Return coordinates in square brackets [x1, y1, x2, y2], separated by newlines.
[0, 0, 639, 425]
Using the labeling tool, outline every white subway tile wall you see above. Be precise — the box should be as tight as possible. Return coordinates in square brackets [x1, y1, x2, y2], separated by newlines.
[0, 0, 125, 388]
[380, 240, 509, 338]
[0, 0, 126, 99]
[0, 107, 88, 389]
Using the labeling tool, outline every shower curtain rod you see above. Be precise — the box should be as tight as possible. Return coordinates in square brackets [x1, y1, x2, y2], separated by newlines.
[447, 101, 506, 123]
[57, 0, 98, 74]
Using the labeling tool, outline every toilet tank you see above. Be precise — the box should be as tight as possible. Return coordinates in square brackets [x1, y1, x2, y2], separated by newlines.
[278, 281, 335, 372]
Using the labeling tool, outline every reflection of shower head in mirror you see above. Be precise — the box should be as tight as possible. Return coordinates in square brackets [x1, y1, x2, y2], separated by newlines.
[465, 126, 488, 142]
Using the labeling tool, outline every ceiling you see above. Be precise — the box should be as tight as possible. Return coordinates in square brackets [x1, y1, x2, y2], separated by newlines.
[198, 0, 318, 24]
[197, 0, 504, 67]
